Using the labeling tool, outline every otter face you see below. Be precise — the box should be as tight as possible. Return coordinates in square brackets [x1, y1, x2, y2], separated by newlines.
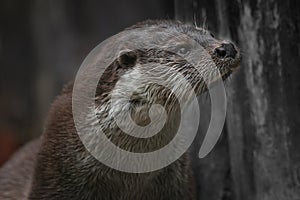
[113, 20, 241, 101]
[127, 20, 241, 76]
[94, 19, 242, 116]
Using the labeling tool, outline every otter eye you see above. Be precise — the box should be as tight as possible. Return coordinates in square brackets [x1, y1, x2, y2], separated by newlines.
[177, 47, 190, 56]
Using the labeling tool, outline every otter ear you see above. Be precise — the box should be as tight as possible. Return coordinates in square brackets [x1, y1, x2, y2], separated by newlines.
[117, 49, 137, 68]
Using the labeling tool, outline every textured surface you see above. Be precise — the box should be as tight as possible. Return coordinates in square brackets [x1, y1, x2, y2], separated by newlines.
[176, 0, 300, 199]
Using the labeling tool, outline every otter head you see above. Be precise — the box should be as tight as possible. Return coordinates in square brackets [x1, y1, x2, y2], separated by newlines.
[72, 20, 241, 170]
[72, 21, 240, 172]
[101, 20, 241, 108]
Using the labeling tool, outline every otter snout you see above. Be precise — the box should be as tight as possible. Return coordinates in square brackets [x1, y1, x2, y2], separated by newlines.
[214, 42, 237, 59]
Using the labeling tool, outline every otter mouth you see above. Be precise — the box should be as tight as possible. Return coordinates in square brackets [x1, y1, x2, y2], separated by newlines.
[190, 47, 240, 95]
[213, 59, 240, 84]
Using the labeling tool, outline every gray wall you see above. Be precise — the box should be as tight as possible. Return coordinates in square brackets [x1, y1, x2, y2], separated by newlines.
[176, 0, 300, 199]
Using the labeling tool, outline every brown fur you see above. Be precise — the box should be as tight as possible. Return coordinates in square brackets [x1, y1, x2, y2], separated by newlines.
[0, 139, 40, 200]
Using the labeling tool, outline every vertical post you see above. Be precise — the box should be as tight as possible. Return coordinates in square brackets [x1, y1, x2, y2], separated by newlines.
[175, 0, 300, 199]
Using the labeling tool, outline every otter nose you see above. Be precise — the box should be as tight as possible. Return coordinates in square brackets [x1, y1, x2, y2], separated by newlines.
[215, 43, 237, 59]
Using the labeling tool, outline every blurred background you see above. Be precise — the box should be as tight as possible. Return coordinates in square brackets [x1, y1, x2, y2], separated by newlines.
[0, 0, 174, 164]
[1, 0, 300, 199]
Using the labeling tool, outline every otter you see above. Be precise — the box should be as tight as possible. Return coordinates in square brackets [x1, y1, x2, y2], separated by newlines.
[0, 20, 240, 200]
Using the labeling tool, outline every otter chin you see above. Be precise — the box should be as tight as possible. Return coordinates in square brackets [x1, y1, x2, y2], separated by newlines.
[0, 20, 240, 200]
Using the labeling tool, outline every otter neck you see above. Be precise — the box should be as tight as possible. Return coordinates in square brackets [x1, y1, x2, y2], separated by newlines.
[94, 93, 181, 153]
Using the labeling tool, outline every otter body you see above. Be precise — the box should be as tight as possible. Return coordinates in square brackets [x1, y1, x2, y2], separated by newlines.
[0, 20, 240, 200]
[0, 87, 195, 200]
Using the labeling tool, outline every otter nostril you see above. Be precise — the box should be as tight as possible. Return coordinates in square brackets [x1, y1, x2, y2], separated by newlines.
[215, 43, 237, 59]
[215, 47, 227, 58]
[224, 43, 237, 58]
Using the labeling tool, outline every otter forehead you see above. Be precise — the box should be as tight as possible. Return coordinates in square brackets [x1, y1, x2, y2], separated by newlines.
[126, 19, 215, 48]
[131, 20, 240, 66]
